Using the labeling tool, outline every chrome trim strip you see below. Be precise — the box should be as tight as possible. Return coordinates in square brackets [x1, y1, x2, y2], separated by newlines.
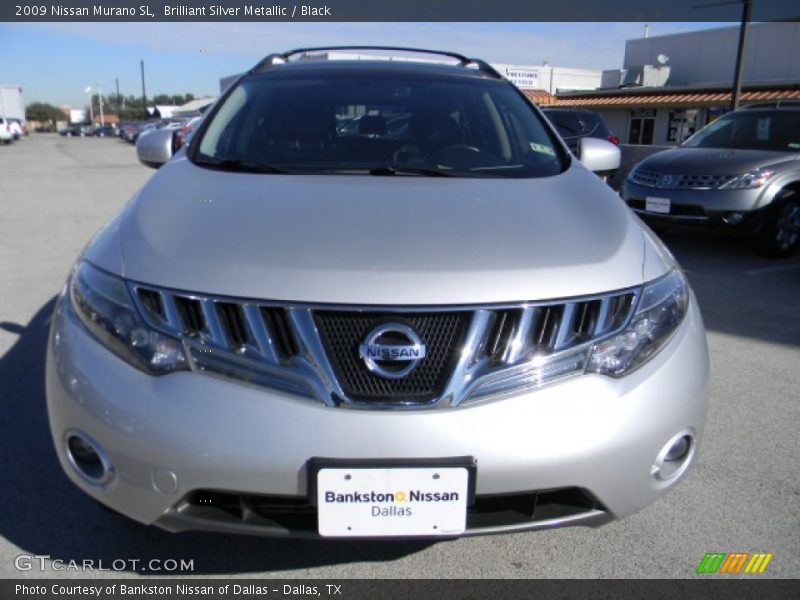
[126, 280, 642, 312]
[288, 308, 346, 407]
[242, 303, 279, 363]
[440, 309, 493, 407]
[594, 297, 611, 336]
[553, 303, 577, 351]
[160, 291, 183, 331]
[631, 208, 710, 221]
[502, 306, 537, 364]
[200, 299, 226, 346]
[155, 507, 610, 539]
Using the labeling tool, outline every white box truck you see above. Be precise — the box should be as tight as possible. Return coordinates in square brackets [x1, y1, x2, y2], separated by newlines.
[0, 85, 26, 122]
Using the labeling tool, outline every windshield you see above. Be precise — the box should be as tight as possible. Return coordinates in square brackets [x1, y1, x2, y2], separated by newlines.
[192, 69, 566, 177]
[682, 110, 800, 152]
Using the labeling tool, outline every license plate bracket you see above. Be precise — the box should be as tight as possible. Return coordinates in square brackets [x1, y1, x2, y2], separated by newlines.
[646, 196, 671, 214]
[309, 457, 476, 538]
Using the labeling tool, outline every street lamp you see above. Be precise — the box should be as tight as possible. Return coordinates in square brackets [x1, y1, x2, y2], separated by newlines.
[83, 86, 94, 125]
[96, 82, 105, 126]
[84, 84, 105, 126]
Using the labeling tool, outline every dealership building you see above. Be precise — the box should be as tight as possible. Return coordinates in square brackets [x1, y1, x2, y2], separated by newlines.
[548, 22, 800, 146]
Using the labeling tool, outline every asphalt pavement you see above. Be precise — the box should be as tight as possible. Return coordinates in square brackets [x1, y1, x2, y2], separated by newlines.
[0, 135, 797, 579]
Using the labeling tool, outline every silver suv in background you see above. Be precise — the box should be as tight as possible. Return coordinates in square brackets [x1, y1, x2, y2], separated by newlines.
[623, 102, 800, 257]
[47, 47, 708, 539]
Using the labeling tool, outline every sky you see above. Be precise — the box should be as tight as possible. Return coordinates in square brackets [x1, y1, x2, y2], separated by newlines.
[0, 22, 733, 108]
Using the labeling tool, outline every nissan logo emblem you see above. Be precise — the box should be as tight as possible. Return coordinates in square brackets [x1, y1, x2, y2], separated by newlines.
[358, 323, 427, 379]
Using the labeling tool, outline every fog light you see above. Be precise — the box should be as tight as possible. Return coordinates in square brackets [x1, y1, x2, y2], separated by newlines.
[722, 212, 744, 225]
[65, 431, 115, 485]
[651, 430, 695, 483]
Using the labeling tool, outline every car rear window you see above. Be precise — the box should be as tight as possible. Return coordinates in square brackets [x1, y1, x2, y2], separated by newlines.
[193, 69, 566, 178]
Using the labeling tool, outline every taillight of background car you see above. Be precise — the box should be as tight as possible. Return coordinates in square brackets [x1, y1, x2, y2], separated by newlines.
[608, 134, 620, 145]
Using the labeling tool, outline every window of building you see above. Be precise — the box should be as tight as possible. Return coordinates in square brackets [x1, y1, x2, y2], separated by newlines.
[667, 109, 699, 142]
[628, 109, 656, 145]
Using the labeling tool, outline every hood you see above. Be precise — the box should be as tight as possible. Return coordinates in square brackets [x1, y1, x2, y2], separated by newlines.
[110, 157, 653, 305]
[639, 146, 796, 175]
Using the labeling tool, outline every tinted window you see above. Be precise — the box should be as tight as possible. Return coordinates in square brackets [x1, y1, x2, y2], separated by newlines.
[543, 110, 610, 140]
[683, 110, 800, 152]
[194, 70, 565, 178]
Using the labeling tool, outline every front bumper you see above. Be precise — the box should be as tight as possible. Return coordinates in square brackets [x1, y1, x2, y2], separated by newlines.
[622, 180, 770, 234]
[46, 290, 709, 538]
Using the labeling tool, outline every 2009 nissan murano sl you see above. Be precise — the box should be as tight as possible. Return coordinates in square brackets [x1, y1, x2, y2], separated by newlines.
[47, 47, 709, 538]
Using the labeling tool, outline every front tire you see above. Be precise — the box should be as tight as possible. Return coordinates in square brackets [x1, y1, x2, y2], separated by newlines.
[755, 190, 800, 258]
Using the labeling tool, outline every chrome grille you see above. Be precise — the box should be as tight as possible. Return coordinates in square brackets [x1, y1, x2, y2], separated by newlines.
[128, 284, 639, 409]
[629, 168, 660, 187]
[629, 168, 735, 189]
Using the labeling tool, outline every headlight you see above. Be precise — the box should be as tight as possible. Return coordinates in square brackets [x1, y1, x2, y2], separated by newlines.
[719, 169, 775, 190]
[69, 261, 187, 374]
[586, 269, 689, 377]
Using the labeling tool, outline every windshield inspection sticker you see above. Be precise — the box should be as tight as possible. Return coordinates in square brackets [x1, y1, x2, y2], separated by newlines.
[529, 142, 556, 156]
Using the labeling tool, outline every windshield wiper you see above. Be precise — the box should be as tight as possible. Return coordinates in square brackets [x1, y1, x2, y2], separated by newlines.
[368, 165, 452, 177]
[195, 158, 289, 174]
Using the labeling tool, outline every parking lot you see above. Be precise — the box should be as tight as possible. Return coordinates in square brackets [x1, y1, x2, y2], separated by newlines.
[0, 134, 798, 578]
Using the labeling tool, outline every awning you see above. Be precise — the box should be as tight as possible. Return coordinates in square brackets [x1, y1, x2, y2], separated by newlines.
[554, 87, 800, 108]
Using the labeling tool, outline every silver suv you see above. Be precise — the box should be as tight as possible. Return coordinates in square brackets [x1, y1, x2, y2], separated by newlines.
[623, 102, 800, 257]
[46, 48, 709, 539]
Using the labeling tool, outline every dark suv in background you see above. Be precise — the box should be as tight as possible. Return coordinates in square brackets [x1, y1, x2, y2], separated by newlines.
[623, 102, 800, 257]
[542, 108, 620, 181]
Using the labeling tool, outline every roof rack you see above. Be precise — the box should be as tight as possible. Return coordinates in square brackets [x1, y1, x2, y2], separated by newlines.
[741, 100, 800, 110]
[248, 46, 503, 79]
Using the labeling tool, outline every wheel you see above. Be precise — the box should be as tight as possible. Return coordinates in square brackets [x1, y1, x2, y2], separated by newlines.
[755, 191, 800, 258]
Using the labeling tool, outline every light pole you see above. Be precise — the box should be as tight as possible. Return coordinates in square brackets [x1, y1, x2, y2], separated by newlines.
[97, 81, 105, 126]
[83, 86, 94, 125]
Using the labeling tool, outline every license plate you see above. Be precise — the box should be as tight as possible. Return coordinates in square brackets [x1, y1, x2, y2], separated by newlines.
[316, 467, 469, 537]
[646, 196, 671, 214]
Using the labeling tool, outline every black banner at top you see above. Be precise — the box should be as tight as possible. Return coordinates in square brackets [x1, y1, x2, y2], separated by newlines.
[3, 0, 800, 22]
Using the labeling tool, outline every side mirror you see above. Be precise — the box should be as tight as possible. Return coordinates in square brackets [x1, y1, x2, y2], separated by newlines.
[578, 137, 621, 173]
[136, 128, 175, 169]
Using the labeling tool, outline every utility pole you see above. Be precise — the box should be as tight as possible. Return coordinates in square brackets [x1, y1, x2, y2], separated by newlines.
[98, 82, 105, 126]
[140, 59, 148, 119]
[115, 77, 120, 118]
[84, 86, 94, 125]
[730, 0, 752, 110]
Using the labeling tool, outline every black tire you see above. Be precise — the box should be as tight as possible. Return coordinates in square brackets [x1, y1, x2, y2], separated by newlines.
[755, 190, 800, 258]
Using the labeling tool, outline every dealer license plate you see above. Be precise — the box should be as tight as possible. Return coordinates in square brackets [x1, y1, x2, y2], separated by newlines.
[317, 467, 469, 537]
[646, 196, 671, 214]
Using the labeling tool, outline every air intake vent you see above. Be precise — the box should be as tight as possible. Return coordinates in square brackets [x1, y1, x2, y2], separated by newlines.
[574, 300, 602, 340]
[261, 308, 299, 360]
[217, 302, 249, 347]
[532, 305, 563, 350]
[175, 296, 205, 334]
[484, 310, 521, 362]
[137, 289, 164, 319]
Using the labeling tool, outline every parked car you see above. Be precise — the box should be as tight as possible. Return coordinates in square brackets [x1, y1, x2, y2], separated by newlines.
[48, 47, 708, 540]
[0, 117, 13, 144]
[173, 115, 203, 150]
[59, 125, 91, 137]
[7, 118, 25, 140]
[92, 125, 116, 137]
[623, 102, 800, 257]
[119, 122, 140, 141]
[542, 108, 620, 181]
